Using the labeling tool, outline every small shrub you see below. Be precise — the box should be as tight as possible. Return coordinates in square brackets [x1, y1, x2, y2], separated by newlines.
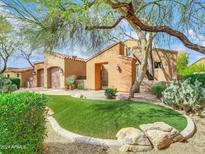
[0, 92, 47, 153]
[162, 79, 205, 116]
[77, 83, 84, 90]
[104, 88, 117, 99]
[9, 77, 21, 89]
[151, 83, 167, 98]
[65, 75, 77, 89]
[0, 75, 17, 93]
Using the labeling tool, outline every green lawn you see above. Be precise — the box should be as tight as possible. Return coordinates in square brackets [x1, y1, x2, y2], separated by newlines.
[47, 95, 187, 139]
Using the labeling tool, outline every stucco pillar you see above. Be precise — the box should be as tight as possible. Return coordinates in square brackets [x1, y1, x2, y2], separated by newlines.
[44, 55, 48, 88]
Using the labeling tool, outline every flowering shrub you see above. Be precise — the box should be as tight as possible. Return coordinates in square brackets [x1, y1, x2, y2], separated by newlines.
[162, 79, 205, 116]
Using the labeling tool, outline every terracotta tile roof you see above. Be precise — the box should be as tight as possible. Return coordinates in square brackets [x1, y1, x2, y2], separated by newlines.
[153, 48, 178, 54]
[5, 67, 33, 73]
[86, 42, 123, 62]
[50, 52, 86, 62]
[34, 61, 44, 65]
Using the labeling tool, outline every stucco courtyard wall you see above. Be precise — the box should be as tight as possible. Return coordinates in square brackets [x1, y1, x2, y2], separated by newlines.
[85, 43, 136, 92]
[3, 68, 33, 88]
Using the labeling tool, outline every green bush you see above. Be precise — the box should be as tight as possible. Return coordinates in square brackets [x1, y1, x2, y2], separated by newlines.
[0, 92, 47, 153]
[65, 75, 78, 89]
[9, 77, 21, 89]
[183, 73, 205, 88]
[77, 83, 84, 90]
[0, 75, 17, 93]
[104, 88, 117, 99]
[162, 79, 205, 116]
[179, 64, 205, 76]
[151, 83, 167, 98]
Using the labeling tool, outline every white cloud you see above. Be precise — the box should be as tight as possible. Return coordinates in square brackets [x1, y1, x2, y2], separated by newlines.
[188, 29, 205, 46]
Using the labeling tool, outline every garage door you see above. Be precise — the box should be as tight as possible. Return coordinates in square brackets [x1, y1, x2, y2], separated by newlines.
[39, 69, 44, 87]
[51, 67, 60, 88]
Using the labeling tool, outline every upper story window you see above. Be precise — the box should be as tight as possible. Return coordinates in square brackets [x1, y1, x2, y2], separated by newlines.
[154, 62, 162, 69]
[17, 74, 20, 77]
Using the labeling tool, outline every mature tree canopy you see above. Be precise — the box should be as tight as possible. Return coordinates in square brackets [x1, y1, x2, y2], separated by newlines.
[0, 16, 11, 33]
[176, 51, 189, 75]
[2, 0, 205, 54]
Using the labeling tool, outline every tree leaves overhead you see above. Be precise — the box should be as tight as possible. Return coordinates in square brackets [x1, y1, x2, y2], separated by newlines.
[2, 0, 205, 52]
[0, 16, 12, 33]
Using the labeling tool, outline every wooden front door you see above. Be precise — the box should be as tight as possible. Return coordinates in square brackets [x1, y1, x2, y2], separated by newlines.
[101, 65, 108, 89]
[51, 67, 60, 88]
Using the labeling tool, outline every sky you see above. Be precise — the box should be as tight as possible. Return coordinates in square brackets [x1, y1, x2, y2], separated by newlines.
[0, 0, 205, 68]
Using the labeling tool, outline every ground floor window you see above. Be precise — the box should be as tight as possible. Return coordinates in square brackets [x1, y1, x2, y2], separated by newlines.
[154, 62, 162, 69]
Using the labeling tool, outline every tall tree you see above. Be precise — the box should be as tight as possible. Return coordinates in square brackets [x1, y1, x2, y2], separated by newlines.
[0, 16, 14, 74]
[176, 51, 189, 75]
[3, 0, 205, 97]
[0, 35, 15, 74]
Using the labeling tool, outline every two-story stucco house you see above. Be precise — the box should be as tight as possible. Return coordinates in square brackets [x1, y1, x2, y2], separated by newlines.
[1, 39, 179, 92]
[85, 40, 177, 92]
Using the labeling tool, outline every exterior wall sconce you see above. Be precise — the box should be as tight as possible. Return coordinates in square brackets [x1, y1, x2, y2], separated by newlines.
[59, 68, 64, 74]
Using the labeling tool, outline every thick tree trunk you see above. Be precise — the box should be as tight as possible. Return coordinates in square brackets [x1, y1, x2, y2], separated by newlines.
[129, 33, 153, 98]
[146, 42, 154, 80]
[0, 61, 7, 74]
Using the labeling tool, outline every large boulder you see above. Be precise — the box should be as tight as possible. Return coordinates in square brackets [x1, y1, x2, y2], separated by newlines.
[116, 127, 151, 146]
[140, 122, 174, 132]
[119, 144, 153, 153]
[139, 122, 184, 150]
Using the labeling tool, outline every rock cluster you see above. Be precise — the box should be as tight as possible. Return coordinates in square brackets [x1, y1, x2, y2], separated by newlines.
[116, 127, 152, 152]
[116, 122, 185, 153]
[72, 94, 86, 99]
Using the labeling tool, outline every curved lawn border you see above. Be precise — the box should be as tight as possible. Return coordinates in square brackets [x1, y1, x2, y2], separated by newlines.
[47, 107, 195, 148]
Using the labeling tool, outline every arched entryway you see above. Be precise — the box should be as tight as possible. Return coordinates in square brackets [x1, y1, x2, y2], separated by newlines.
[101, 65, 108, 89]
[95, 63, 108, 90]
[48, 67, 61, 89]
[37, 69, 44, 87]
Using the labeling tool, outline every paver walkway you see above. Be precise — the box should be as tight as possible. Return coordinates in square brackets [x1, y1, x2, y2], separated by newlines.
[19, 88, 160, 102]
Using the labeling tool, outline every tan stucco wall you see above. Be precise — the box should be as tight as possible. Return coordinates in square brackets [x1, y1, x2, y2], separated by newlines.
[20, 70, 33, 87]
[85, 43, 124, 90]
[44, 52, 65, 89]
[124, 40, 177, 81]
[109, 56, 136, 92]
[85, 43, 136, 92]
[3, 70, 33, 87]
[152, 49, 177, 81]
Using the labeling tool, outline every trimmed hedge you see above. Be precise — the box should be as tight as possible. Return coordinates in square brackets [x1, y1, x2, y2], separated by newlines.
[9, 77, 20, 89]
[0, 92, 47, 153]
[183, 73, 205, 88]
